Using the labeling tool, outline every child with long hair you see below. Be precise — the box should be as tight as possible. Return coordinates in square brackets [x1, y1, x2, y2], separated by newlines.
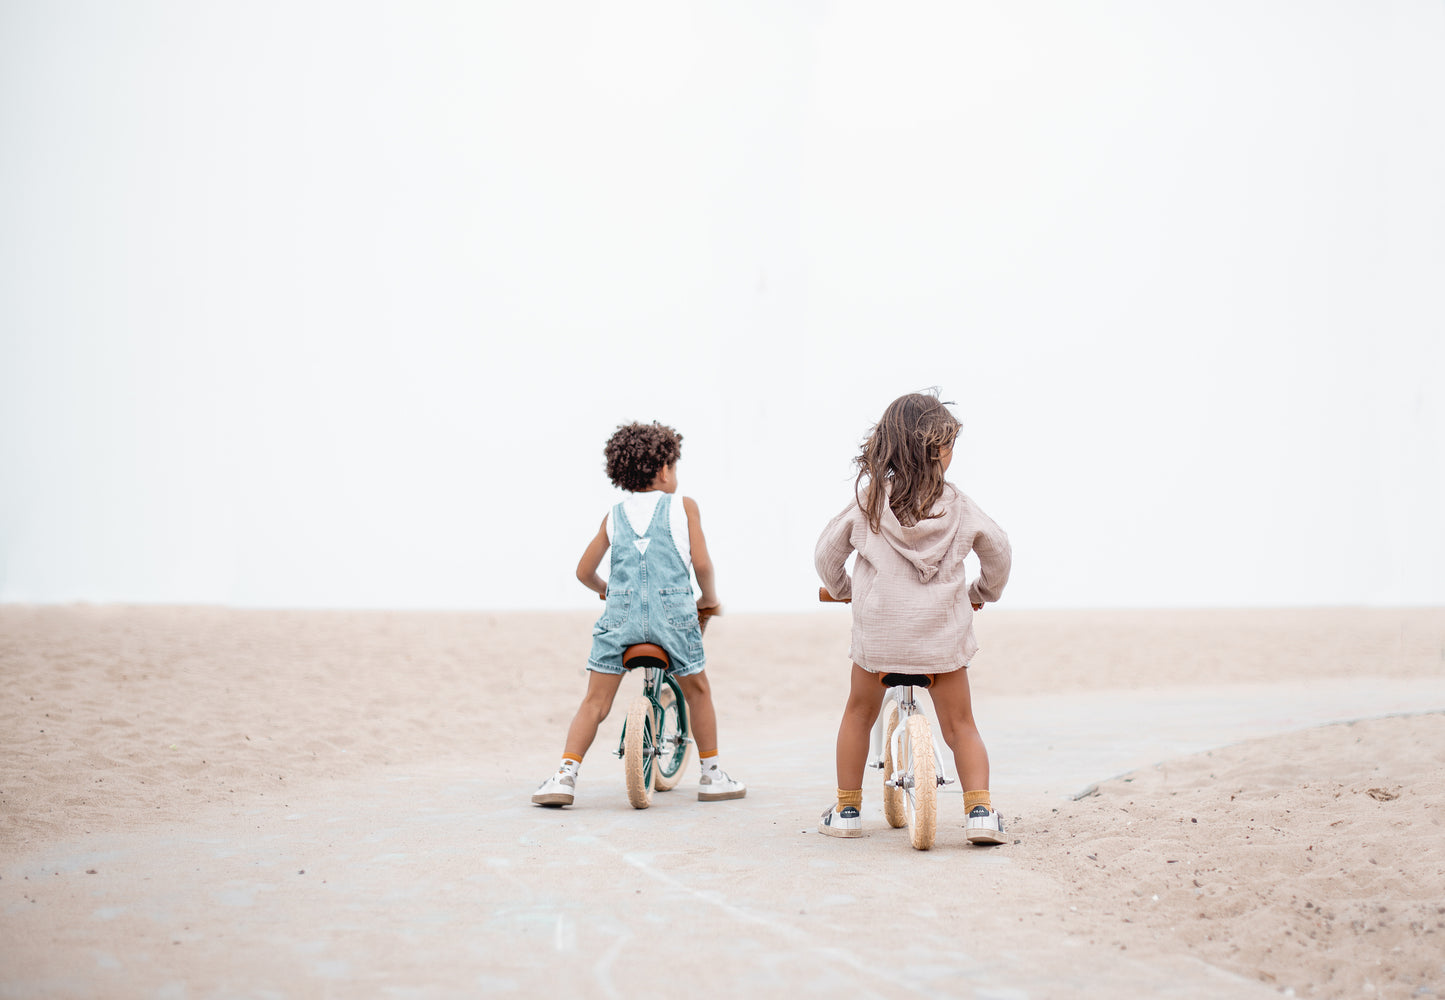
[814, 391, 1011, 842]
[532, 421, 745, 807]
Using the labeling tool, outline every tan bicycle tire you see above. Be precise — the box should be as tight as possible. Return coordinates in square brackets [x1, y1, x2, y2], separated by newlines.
[652, 682, 691, 792]
[623, 696, 654, 809]
[904, 713, 938, 850]
[881, 701, 905, 828]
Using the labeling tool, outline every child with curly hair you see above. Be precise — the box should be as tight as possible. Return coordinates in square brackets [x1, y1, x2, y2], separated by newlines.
[532, 421, 746, 807]
[814, 391, 1012, 843]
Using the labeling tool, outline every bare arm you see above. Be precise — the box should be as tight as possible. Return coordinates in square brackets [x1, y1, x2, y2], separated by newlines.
[682, 496, 720, 610]
[576, 516, 610, 596]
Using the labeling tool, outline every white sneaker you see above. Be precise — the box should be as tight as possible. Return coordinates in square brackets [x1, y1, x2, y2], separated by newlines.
[698, 770, 746, 801]
[819, 804, 862, 838]
[965, 805, 1006, 845]
[531, 772, 576, 807]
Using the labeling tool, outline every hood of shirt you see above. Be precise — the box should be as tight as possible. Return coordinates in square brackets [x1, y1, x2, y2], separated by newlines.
[876, 484, 960, 584]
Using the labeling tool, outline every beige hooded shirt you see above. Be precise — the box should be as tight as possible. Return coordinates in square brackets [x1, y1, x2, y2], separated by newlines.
[814, 484, 1011, 673]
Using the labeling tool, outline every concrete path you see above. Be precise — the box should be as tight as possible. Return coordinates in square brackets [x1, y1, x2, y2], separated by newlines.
[6, 676, 1445, 999]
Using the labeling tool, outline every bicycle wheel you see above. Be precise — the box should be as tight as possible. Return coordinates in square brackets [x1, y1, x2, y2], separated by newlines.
[881, 701, 905, 828]
[651, 676, 692, 792]
[623, 695, 655, 809]
[903, 713, 938, 850]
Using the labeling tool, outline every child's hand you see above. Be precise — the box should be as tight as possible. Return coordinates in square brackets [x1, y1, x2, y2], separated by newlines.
[696, 599, 721, 635]
[972, 602, 983, 611]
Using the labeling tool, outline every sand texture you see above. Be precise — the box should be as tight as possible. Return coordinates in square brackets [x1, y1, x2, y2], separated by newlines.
[2, 605, 1443, 998]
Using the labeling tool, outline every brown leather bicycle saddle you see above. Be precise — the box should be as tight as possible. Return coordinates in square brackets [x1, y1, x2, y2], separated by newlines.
[622, 643, 671, 671]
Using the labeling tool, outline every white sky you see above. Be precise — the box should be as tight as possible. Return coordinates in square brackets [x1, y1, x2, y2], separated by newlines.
[2, 2, 1442, 612]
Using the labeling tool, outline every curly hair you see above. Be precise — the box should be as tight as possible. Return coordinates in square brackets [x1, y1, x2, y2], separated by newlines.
[604, 421, 683, 492]
[855, 390, 960, 532]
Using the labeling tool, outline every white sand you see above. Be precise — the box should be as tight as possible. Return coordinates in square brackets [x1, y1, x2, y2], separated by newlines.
[1, 606, 1442, 997]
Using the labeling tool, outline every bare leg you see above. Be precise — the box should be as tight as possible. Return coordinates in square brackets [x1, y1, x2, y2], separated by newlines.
[561, 670, 625, 759]
[836, 664, 886, 791]
[927, 667, 989, 791]
[674, 670, 717, 753]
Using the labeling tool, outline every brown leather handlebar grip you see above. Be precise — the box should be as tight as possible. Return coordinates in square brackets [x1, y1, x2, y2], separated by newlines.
[698, 606, 719, 635]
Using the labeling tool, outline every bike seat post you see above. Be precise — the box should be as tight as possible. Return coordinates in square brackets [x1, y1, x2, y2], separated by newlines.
[879, 672, 930, 713]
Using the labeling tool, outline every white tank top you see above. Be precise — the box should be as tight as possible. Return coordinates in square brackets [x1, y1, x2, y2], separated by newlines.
[606, 492, 692, 569]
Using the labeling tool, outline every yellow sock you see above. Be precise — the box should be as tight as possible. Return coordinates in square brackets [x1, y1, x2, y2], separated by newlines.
[964, 790, 991, 813]
[837, 788, 863, 811]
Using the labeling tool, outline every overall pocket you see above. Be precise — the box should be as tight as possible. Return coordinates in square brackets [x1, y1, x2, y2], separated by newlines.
[659, 586, 698, 627]
[599, 589, 632, 629]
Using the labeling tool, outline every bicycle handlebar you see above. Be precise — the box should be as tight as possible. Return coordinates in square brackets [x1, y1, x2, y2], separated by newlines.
[697, 605, 718, 634]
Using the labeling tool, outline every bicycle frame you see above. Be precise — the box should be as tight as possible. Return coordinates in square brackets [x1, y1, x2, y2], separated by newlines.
[615, 665, 691, 771]
[869, 684, 954, 794]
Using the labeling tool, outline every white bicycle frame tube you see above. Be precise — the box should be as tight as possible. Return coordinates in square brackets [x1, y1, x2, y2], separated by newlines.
[868, 685, 954, 788]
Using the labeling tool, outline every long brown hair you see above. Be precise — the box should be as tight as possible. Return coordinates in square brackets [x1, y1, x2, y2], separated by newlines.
[854, 391, 960, 532]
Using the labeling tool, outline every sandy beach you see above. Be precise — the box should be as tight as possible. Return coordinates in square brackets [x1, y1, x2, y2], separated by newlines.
[2, 605, 1443, 998]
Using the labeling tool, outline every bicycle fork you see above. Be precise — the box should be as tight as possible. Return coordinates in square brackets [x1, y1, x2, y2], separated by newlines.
[615, 667, 693, 762]
[868, 688, 955, 791]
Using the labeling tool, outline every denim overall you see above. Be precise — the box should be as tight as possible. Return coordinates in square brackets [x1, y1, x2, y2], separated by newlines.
[587, 493, 705, 677]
